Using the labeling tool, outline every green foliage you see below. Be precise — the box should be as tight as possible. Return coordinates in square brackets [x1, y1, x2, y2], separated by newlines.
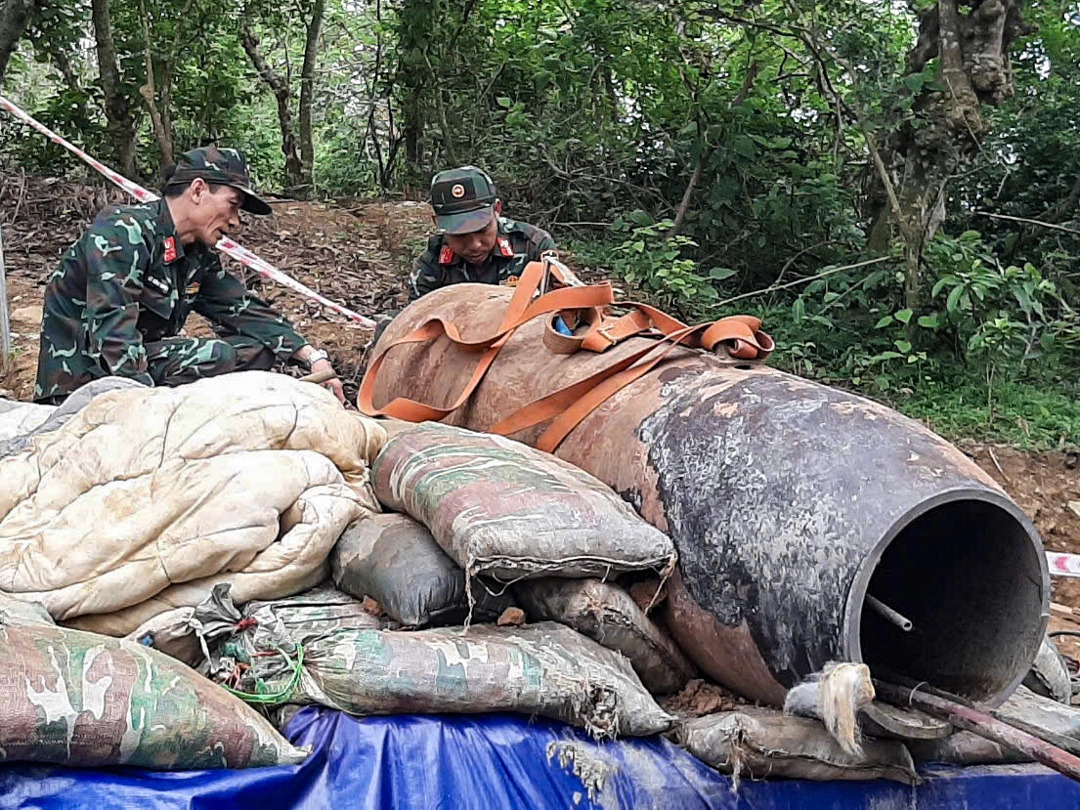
[925, 231, 1079, 365]
[0, 0, 1077, 448]
[608, 212, 719, 314]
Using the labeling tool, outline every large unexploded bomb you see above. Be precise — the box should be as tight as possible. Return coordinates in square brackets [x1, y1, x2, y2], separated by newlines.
[363, 282, 1049, 707]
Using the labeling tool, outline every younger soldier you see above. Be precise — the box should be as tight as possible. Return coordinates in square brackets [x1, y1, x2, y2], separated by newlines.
[35, 147, 344, 404]
[408, 166, 557, 301]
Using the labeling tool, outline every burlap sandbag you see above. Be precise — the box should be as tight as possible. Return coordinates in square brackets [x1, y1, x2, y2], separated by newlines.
[514, 578, 695, 695]
[677, 707, 918, 785]
[371, 423, 676, 581]
[332, 512, 512, 627]
[0, 594, 306, 769]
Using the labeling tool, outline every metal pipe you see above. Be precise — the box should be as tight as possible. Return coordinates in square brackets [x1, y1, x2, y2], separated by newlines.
[366, 284, 1049, 707]
[866, 594, 913, 632]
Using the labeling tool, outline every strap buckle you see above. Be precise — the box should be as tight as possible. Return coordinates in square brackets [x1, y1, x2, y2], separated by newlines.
[592, 324, 618, 348]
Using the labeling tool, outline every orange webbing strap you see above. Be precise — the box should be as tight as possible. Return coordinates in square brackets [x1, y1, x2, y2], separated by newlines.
[357, 259, 774, 451]
[357, 262, 614, 421]
[494, 314, 774, 452]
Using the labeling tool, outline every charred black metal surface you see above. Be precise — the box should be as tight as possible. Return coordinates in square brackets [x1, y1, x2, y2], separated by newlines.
[640, 365, 1047, 700]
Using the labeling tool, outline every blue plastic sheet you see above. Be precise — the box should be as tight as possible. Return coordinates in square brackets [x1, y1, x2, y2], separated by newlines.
[1, 708, 1079, 809]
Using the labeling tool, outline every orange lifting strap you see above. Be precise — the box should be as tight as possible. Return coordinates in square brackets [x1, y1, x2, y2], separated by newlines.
[357, 260, 774, 453]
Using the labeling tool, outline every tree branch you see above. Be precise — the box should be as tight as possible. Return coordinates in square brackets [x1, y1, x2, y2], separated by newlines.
[975, 210, 1080, 236]
[241, 18, 303, 192]
[298, 0, 325, 199]
[668, 61, 760, 237]
[137, 0, 174, 169]
[717, 256, 892, 308]
[0, 0, 41, 84]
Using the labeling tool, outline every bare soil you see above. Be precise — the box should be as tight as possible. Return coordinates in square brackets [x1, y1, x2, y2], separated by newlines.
[661, 678, 746, 717]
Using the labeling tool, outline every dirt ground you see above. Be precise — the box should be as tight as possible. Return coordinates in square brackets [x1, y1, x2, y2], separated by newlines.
[3, 172, 1079, 616]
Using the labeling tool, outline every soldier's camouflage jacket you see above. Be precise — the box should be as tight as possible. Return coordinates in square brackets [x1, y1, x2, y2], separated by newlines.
[408, 217, 556, 301]
[35, 198, 306, 402]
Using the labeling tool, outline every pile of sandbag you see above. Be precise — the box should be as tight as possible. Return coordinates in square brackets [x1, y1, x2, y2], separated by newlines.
[195, 585, 671, 739]
[185, 421, 693, 740]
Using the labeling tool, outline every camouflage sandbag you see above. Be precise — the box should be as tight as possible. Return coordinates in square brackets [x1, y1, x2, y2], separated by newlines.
[677, 707, 918, 785]
[371, 423, 676, 582]
[126, 605, 202, 666]
[193, 583, 392, 672]
[0, 593, 306, 769]
[242, 585, 392, 639]
[233, 621, 673, 739]
[331, 512, 512, 627]
[514, 578, 695, 696]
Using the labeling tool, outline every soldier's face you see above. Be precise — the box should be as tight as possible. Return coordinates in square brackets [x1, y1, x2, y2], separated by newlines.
[191, 182, 244, 246]
[445, 218, 498, 264]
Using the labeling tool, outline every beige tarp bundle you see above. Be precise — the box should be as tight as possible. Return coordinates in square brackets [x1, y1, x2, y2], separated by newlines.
[0, 371, 386, 635]
[0, 399, 53, 441]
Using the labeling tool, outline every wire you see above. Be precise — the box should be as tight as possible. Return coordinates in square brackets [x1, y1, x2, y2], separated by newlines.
[222, 643, 305, 706]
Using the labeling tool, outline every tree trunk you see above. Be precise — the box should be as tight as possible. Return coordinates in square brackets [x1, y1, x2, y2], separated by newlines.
[862, 0, 1034, 307]
[90, 0, 136, 177]
[297, 0, 325, 200]
[0, 0, 39, 84]
[395, 0, 434, 181]
[137, 0, 174, 173]
[49, 46, 81, 94]
[668, 146, 713, 238]
[240, 20, 303, 196]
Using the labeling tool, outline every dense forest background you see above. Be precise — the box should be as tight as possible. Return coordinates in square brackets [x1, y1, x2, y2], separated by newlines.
[0, 0, 1077, 447]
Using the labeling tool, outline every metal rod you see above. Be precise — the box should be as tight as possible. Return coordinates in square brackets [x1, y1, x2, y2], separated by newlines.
[0, 222, 11, 376]
[866, 594, 913, 632]
[875, 680, 1080, 784]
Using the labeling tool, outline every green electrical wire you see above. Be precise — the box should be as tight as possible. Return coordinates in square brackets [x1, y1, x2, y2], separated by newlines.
[222, 644, 305, 706]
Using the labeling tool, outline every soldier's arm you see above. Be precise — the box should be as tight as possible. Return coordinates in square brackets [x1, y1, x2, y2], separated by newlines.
[408, 246, 445, 302]
[85, 221, 155, 386]
[193, 258, 308, 360]
[528, 227, 558, 260]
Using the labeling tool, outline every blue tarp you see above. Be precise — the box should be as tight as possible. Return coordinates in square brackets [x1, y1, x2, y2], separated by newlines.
[1, 708, 1079, 809]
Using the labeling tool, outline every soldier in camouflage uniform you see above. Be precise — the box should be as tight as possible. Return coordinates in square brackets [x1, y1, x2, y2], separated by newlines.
[408, 166, 557, 301]
[35, 147, 344, 404]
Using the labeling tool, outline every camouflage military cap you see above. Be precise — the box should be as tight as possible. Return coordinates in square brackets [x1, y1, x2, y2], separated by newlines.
[430, 166, 497, 235]
[164, 147, 272, 215]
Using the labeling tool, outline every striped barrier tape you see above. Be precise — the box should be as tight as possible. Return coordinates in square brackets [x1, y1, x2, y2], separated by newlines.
[1048, 551, 1080, 578]
[0, 94, 376, 328]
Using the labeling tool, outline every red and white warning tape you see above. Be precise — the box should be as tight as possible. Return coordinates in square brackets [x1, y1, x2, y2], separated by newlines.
[1047, 551, 1080, 578]
[0, 95, 376, 328]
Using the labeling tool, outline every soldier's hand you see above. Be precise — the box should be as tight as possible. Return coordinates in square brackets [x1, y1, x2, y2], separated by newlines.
[311, 358, 346, 404]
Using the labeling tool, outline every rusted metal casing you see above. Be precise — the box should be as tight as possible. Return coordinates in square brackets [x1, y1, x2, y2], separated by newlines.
[368, 284, 1049, 707]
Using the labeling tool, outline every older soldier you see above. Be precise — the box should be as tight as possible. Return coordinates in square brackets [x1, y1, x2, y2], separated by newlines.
[408, 166, 557, 301]
[34, 147, 344, 404]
